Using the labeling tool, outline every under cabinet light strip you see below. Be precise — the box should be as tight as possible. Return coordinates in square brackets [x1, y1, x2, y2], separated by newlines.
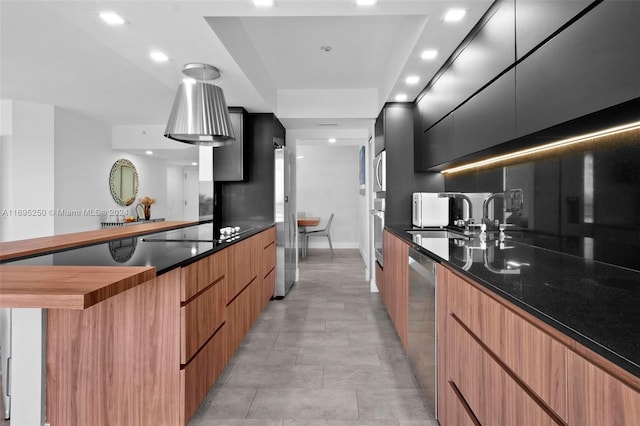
[441, 120, 640, 175]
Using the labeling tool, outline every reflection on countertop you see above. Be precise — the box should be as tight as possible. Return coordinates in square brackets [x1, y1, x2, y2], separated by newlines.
[3, 223, 272, 276]
[386, 224, 640, 378]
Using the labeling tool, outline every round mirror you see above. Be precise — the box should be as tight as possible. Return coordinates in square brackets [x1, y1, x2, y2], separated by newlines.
[109, 159, 139, 206]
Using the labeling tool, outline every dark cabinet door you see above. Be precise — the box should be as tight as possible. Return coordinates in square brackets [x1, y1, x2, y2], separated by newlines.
[374, 108, 385, 155]
[515, 1, 640, 137]
[213, 107, 247, 181]
[515, 0, 593, 59]
[453, 69, 516, 158]
[418, 0, 515, 133]
[414, 114, 454, 171]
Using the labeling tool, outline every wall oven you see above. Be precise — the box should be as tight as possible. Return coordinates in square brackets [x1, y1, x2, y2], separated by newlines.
[373, 151, 386, 194]
[372, 198, 385, 267]
[372, 149, 386, 267]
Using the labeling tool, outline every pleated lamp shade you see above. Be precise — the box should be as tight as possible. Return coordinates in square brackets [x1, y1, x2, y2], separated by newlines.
[164, 64, 235, 146]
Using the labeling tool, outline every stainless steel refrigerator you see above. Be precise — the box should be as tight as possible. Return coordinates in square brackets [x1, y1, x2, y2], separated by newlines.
[274, 145, 295, 297]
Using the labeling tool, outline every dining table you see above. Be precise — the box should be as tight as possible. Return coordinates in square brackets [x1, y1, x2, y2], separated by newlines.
[297, 217, 320, 258]
[297, 217, 320, 227]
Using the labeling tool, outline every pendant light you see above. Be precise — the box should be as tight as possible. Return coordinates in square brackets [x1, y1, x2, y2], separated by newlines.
[164, 63, 235, 146]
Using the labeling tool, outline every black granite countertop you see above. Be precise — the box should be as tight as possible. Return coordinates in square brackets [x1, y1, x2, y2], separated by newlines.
[386, 224, 640, 378]
[2, 222, 274, 276]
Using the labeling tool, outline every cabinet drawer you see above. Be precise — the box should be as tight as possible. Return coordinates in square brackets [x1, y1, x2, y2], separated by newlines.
[448, 317, 559, 425]
[444, 266, 567, 419]
[180, 324, 227, 424]
[567, 351, 640, 425]
[181, 250, 227, 302]
[263, 267, 275, 305]
[181, 277, 226, 364]
[263, 239, 276, 277]
[227, 237, 259, 302]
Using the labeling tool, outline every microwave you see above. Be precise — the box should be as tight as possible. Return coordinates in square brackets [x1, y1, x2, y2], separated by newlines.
[373, 150, 386, 194]
[412, 193, 449, 228]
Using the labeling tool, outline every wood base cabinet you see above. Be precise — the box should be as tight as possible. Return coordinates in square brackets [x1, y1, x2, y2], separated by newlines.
[567, 352, 640, 425]
[382, 230, 409, 350]
[438, 263, 640, 426]
[46, 226, 276, 426]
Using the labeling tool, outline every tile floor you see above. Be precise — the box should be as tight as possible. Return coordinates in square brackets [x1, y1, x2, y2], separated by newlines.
[189, 249, 438, 426]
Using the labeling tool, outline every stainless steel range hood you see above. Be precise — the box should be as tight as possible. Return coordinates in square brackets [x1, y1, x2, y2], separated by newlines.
[164, 63, 235, 146]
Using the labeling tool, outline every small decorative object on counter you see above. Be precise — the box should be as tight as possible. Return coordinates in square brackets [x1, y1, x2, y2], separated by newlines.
[139, 196, 156, 220]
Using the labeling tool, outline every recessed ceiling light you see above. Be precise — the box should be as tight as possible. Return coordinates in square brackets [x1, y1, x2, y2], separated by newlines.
[357, 0, 377, 5]
[150, 51, 169, 63]
[297, 156, 304, 159]
[444, 9, 466, 22]
[421, 49, 438, 60]
[406, 76, 420, 85]
[395, 94, 408, 102]
[328, 138, 337, 143]
[145, 150, 153, 155]
[191, 162, 198, 166]
[99, 12, 125, 26]
[253, 0, 274, 6]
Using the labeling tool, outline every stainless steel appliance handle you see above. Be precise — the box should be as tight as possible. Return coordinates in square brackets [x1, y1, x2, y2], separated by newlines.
[375, 156, 382, 188]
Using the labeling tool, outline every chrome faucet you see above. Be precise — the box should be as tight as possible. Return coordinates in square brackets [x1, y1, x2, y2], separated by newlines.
[482, 189, 523, 230]
[438, 192, 473, 227]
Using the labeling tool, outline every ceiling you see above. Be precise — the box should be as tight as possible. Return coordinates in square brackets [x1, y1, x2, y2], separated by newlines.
[0, 0, 492, 162]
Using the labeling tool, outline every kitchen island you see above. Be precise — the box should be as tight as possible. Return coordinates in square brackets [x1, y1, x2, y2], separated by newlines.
[0, 221, 277, 426]
[382, 224, 640, 425]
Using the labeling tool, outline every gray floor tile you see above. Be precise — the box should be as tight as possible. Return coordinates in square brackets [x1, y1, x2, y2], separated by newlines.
[225, 364, 324, 388]
[247, 388, 359, 420]
[323, 365, 417, 389]
[240, 330, 279, 348]
[349, 331, 402, 348]
[326, 320, 394, 333]
[232, 346, 300, 366]
[275, 331, 350, 347]
[189, 388, 258, 420]
[356, 389, 433, 420]
[296, 346, 380, 366]
[190, 420, 284, 426]
[188, 249, 435, 424]
[284, 421, 399, 426]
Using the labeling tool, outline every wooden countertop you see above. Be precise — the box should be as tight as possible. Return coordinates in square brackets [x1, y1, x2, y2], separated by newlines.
[0, 220, 196, 261]
[0, 265, 156, 309]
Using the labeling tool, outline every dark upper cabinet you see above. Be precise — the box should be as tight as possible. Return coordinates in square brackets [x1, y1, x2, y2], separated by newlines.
[515, 0, 593, 59]
[414, 113, 454, 171]
[418, 0, 515, 133]
[374, 109, 385, 155]
[379, 103, 440, 224]
[220, 113, 284, 224]
[515, 1, 640, 138]
[213, 107, 248, 181]
[453, 69, 516, 158]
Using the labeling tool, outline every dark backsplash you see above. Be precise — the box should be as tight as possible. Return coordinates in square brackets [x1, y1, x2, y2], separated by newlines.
[444, 131, 640, 271]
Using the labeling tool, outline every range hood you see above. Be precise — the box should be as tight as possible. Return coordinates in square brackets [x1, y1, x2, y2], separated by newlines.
[164, 63, 235, 146]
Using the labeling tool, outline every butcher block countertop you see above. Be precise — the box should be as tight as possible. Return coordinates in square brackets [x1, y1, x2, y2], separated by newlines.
[0, 265, 156, 309]
[0, 220, 196, 261]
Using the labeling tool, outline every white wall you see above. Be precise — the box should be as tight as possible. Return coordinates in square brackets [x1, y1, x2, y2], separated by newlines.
[53, 107, 168, 234]
[0, 100, 55, 241]
[297, 144, 361, 249]
[166, 165, 185, 221]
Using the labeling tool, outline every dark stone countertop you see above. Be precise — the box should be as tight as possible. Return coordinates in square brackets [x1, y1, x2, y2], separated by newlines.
[3, 222, 274, 276]
[386, 223, 640, 378]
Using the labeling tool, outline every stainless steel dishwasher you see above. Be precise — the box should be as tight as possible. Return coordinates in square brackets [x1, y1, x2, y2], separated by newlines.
[408, 247, 438, 418]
